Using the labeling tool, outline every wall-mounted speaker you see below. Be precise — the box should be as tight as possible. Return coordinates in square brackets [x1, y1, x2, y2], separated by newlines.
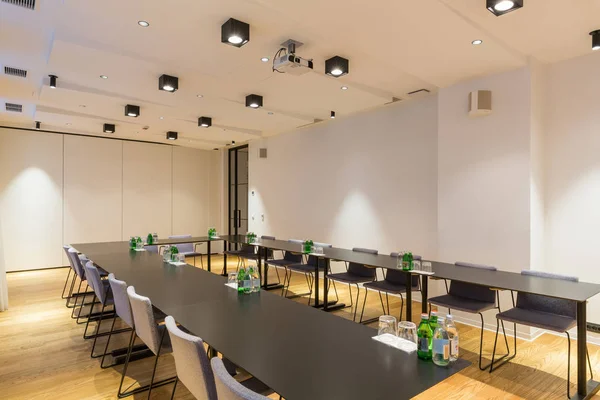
[469, 90, 492, 118]
[259, 148, 267, 158]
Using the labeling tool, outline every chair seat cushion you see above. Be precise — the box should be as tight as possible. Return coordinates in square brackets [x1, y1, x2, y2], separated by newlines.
[287, 263, 322, 273]
[363, 280, 418, 294]
[429, 294, 496, 314]
[180, 251, 203, 257]
[266, 259, 295, 268]
[328, 272, 374, 284]
[496, 307, 576, 333]
[238, 253, 259, 260]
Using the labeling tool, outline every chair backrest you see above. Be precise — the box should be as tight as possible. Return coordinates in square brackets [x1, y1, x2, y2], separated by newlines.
[517, 270, 578, 318]
[127, 286, 163, 355]
[352, 247, 378, 255]
[63, 245, 75, 271]
[108, 273, 134, 328]
[260, 235, 275, 240]
[288, 239, 303, 244]
[449, 262, 497, 303]
[67, 248, 86, 280]
[211, 357, 269, 400]
[146, 245, 159, 254]
[165, 316, 217, 400]
[284, 251, 303, 263]
[347, 247, 378, 278]
[169, 234, 194, 254]
[84, 261, 110, 305]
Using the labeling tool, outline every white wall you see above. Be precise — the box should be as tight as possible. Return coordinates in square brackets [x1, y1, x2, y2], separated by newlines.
[248, 96, 439, 276]
[0, 127, 221, 271]
[544, 52, 600, 325]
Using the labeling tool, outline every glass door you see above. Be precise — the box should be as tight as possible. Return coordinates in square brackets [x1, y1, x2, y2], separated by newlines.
[228, 145, 249, 248]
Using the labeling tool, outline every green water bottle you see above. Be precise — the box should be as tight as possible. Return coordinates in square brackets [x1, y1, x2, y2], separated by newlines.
[237, 266, 248, 294]
[429, 311, 439, 331]
[417, 313, 433, 361]
[402, 252, 410, 271]
[147, 233, 153, 245]
[170, 245, 179, 261]
[129, 236, 135, 250]
[408, 252, 414, 271]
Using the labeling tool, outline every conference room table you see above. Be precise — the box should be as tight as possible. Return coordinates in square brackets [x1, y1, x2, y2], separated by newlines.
[72, 241, 469, 400]
[222, 235, 600, 399]
[148, 236, 226, 273]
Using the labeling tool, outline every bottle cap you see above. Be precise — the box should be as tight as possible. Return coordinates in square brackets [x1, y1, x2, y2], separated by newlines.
[421, 313, 429, 319]
[431, 310, 438, 316]
[446, 314, 453, 319]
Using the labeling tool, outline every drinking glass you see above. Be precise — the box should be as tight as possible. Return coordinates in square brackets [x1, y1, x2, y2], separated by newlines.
[397, 321, 418, 344]
[412, 260, 421, 271]
[177, 254, 185, 263]
[228, 272, 238, 284]
[378, 315, 398, 337]
[422, 261, 432, 273]
[136, 241, 143, 250]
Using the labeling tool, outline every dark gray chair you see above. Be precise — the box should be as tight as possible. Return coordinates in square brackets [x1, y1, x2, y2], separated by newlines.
[428, 261, 510, 370]
[224, 244, 256, 272]
[169, 234, 204, 268]
[327, 247, 378, 322]
[360, 252, 422, 322]
[267, 239, 303, 293]
[490, 270, 594, 398]
[211, 358, 271, 400]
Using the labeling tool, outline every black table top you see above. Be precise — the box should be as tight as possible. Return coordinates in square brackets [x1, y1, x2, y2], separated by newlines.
[72, 241, 469, 400]
[150, 236, 225, 246]
[221, 236, 600, 302]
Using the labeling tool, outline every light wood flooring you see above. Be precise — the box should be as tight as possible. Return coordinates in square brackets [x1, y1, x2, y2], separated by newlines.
[0, 256, 598, 400]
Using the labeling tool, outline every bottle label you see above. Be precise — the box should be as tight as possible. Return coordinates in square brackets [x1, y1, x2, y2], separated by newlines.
[451, 338, 459, 357]
[251, 278, 260, 289]
[418, 337, 429, 352]
[433, 339, 449, 360]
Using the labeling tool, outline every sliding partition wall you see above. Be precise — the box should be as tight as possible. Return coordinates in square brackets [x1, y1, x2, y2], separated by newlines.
[228, 145, 249, 249]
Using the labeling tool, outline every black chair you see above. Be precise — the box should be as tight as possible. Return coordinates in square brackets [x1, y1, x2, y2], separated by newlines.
[360, 252, 422, 322]
[327, 247, 378, 322]
[267, 239, 303, 294]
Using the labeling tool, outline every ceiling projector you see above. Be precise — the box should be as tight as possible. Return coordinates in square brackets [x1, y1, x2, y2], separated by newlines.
[272, 39, 313, 76]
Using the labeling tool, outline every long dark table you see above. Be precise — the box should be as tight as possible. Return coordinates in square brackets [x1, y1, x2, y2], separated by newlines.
[222, 235, 600, 399]
[148, 236, 225, 273]
[72, 241, 469, 400]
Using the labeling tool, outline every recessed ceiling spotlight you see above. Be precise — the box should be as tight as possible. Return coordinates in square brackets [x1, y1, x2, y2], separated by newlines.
[159, 74, 178, 92]
[103, 123, 115, 133]
[245, 94, 263, 109]
[590, 30, 600, 51]
[198, 116, 212, 128]
[66, 123, 72, 126]
[341, 86, 348, 90]
[267, 111, 274, 115]
[100, 75, 108, 79]
[49, 75, 57, 88]
[486, 0, 523, 16]
[196, 94, 204, 98]
[325, 56, 349, 77]
[35, 121, 41, 130]
[138, 20, 150, 27]
[330, 111, 336, 119]
[221, 18, 250, 47]
[472, 39, 483, 45]
[261, 57, 269, 62]
[167, 131, 178, 140]
[125, 104, 140, 117]
[79, 104, 86, 108]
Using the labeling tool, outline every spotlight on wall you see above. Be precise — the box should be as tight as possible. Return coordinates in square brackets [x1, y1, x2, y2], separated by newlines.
[125, 104, 140, 117]
[245, 94, 263, 109]
[158, 74, 178, 92]
[198, 116, 212, 128]
[103, 123, 115, 133]
[325, 56, 349, 77]
[167, 131, 178, 140]
[590, 30, 600, 51]
[221, 18, 250, 47]
[49, 75, 57, 88]
[330, 111, 336, 119]
[486, 0, 523, 16]
[35, 121, 41, 130]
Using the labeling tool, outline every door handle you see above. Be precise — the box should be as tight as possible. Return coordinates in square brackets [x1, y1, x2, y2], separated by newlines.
[238, 210, 242, 228]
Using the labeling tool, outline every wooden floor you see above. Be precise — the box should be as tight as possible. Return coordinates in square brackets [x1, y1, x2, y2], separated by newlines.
[1, 256, 598, 400]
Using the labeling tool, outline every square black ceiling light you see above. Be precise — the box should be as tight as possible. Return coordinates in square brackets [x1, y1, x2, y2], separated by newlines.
[159, 74, 178, 92]
[198, 116, 212, 128]
[166, 131, 178, 140]
[125, 104, 140, 117]
[245, 94, 263, 109]
[221, 18, 250, 47]
[103, 123, 115, 133]
[325, 56, 349, 77]
[486, 0, 523, 16]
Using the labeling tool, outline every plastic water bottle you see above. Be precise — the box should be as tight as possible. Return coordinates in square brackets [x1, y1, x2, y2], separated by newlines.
[445, 314, 459, 362]
[248, 265, 260, 293]
[432, 317, 450, 367]
[152, 232, 158, 243]
[417, 313, 433, 361]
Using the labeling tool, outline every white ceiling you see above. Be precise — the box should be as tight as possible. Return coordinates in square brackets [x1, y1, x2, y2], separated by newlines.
[0, 0, 598, 149]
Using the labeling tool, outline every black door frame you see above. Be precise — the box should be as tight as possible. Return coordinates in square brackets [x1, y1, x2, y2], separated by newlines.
[228, 145, 249, 250]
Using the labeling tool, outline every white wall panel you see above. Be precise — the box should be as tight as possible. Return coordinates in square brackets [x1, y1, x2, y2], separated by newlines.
[122, 142, 172, 239]
[63, 135, 122, 251]
[0, 130, 63, 271]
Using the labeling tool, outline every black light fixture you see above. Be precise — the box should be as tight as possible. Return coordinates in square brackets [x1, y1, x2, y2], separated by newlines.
[35, 121, 41, 130]
[330, 111, 336, 119]
[125, 104, 140, 117]
[166, 131, 178, 140]
[590, 30, 600, 51]
[49, 75, 57, 88]
[198, 117, 212, 128]
[158, 74, 178, 92]
[221, 18, 250, 47]
[486, 0, 523, 16]
[325, 56, 349, 77]
[245, 94, 263, 109]
[103, 123, 115, 133]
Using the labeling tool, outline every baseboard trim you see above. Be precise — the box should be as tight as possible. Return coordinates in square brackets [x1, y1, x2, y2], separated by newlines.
[7, 265, 69, 273]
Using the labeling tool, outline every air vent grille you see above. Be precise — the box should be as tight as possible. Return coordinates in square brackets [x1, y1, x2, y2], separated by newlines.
[5, 103, 23, 112]
[1, 0, 36, 10]
[4, 66, 27, 78]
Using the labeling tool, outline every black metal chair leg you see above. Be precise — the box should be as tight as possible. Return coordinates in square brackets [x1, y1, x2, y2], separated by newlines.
[65, 275, 78, 307]
[83, 295, 98, 337]
[385, 293, 390, 315]
[378, 291, 386, 314]
[488, 318, 516, 373]
[70, 280, 84, 314]
[90, 303, 108, 356]
[567, 331, 572, 399]
[61, 269, 72, 299]
[359, 289, 369, 323]
[399, 294, 404, 322]
[353, 284, 361, 322]
[101, 316, 117, 368]
[170, 377, 179, 400]
[117, 329, 137, 398]
[348, 284, 353, 308]
[588, 346, 594, 380]
[147, 329, 166, 399]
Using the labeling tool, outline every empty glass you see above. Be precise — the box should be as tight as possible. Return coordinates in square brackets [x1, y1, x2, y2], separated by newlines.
[422, 261, 432, 273]
[177, 254, 185, 263]
[378, 315, 398, 337]
[412, 260, 422, 271]
[136, 241, 144, 250]
[228, 272, 238, 284]
[397, 321, 418, 344]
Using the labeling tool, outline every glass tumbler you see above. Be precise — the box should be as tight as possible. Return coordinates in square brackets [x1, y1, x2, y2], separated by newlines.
[397, 321, 418, 344]
[422, 261, 432, 273]
[228, 272, 238, 284]
[378, 315, 398, 337]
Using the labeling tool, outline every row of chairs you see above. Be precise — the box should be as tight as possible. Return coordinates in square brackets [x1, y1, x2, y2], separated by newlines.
[61, 244, 275, 399]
